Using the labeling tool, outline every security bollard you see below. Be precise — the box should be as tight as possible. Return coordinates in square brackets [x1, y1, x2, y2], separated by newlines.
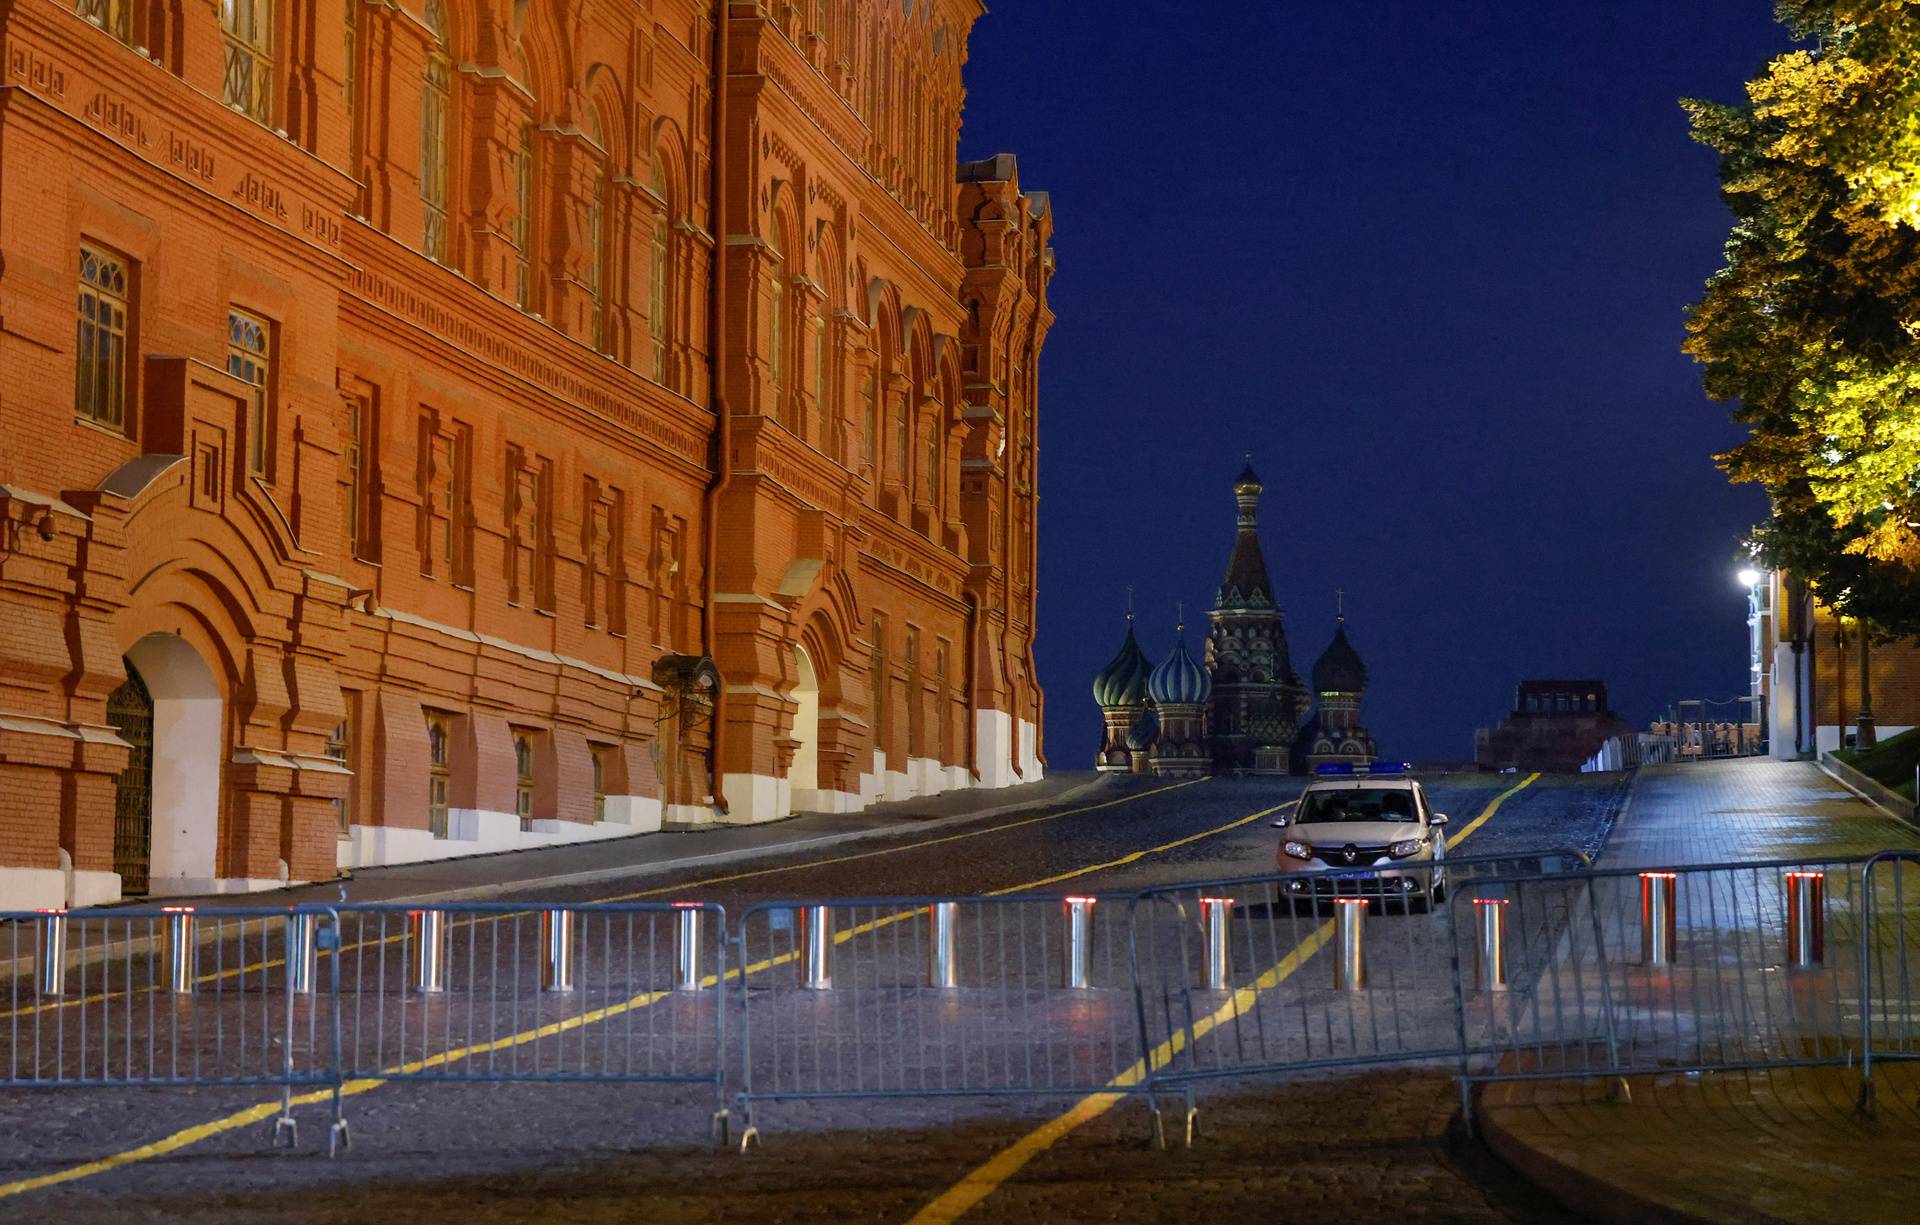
[1333, 898, 1367, 990]
[1473, 898, 1509, 991]
[35, 909, 67, 998]
[411, 909, 449, 993]
[928, 901, 960, 989]
[800, 906, 833, 990]
[1640, 872, 1678, 966]
[1786, 871, 1826, 969]
[1063, 897, 1096, 990]
[675, 904, 706, 991]
[540, 908, 574, 992]
[1201, 897, 1233, 991]
[286, 911, 318, 995]
[164, 906, 196, 994]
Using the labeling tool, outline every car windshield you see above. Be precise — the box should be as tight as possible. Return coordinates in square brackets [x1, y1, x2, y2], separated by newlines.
[1294, 787, 1419, 824]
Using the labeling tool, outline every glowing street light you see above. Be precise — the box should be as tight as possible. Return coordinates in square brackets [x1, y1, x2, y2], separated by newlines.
[1738, 567, 1763, 589]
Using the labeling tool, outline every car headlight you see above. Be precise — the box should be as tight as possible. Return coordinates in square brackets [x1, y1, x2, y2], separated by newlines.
[1282, 839, 1314, 861]
[1388, 838, 1425, 859]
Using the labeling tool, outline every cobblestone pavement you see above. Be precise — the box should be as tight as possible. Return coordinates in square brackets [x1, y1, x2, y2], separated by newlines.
[10, 1072, 1576, 1225]
[0, 772, 1628, 1221]
[1601, 758, 1920, 869]
[1476, 757, 1920, 1225]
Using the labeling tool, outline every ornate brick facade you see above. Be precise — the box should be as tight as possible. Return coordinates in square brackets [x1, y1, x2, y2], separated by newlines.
[0, 0, 1050, 908]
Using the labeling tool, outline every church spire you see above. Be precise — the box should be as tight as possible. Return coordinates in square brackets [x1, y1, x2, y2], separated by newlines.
[1217, 459, 1276, 609]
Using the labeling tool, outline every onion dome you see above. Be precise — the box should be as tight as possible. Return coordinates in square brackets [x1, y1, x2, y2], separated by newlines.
[1313, 621, 1368, 694]
[1148, 628, 1213, 706]
[1124, 705, 1161, 753]
[1093, 618, 1155, 709]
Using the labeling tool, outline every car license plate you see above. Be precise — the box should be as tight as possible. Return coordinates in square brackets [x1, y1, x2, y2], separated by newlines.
[1334, 871, 1376, 880]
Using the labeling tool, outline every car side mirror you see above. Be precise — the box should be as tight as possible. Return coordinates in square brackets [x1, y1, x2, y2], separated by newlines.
[1430, 813, 1450, 826]
[1269, 816, 1290, 828]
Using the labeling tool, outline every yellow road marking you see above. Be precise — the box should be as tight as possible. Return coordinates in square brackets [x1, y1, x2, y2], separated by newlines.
[0, 778, 1278, 1201]
[905, 771, 1541, 1225]
[3, 777, 1211, 1021]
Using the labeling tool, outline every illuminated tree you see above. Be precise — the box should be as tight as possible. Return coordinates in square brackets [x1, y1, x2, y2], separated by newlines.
[1686, 1, 1920, 631]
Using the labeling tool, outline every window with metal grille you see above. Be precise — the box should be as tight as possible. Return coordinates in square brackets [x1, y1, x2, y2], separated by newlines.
[76, 245, 131, 432]
[221, 0, 274, 122]
[426, 711, 451, 838]
[420, 0, 451, 262]
[513, 730, 536, 832]
[76, 0, 133, 44]
[326, 717, 352, 838]
[226, 308, 272, 477]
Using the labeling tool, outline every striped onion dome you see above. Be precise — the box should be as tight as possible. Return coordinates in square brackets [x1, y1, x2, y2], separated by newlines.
[1148, 629, 1212, 706]
[1093, 620, 1155, 709]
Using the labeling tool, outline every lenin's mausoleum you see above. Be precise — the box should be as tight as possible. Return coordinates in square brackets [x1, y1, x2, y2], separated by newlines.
[0, 0, 1052, 908]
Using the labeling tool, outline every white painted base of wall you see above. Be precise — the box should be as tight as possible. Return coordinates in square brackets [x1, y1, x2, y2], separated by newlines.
[715, 772, 791, 825]
[0, 866, 67, 912]
[1017, 718, 1043, 782]
[69, 870, 121, 908]
[975, 709, 1016, 787]
[157, 876, 296, 897]
[792, 787, 862, 813]
[1813, 724, 1916, 753]
[602, 794, 664, 834]
[345, 800, 659, 871]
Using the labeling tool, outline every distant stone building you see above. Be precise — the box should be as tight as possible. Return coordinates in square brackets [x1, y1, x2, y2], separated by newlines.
[1474, 680, 1631, 774]
[1092, 464, 1378, 776]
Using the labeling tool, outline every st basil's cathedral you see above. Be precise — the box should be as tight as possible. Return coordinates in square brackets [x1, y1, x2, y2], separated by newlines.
[1094, 464, 1378, 776]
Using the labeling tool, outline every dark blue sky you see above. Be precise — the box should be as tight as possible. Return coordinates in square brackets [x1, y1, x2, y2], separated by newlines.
[955, 2, 1792, 765]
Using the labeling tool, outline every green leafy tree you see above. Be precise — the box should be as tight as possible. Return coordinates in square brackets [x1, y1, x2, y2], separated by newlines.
[1686, 1, 1920, 632]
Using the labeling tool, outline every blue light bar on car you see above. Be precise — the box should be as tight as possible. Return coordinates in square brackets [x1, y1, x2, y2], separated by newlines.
[1366, 761, 1410, 775]
[1314, 763, 1355, 776]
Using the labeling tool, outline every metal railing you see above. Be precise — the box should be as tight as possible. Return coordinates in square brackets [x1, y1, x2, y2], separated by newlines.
[733, 895, 1145, 1148]
[3, 845, 1918, 1155]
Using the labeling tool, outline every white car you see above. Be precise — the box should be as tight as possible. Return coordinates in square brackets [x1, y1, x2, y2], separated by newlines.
[1273, 771, 1450, 908]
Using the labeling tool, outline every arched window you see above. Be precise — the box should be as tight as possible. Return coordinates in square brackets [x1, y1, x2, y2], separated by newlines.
[812, 316, 829, 451]
[587, 124, 608, 351]
[649, 151, 673, 384]
[420, 0, 452, 262]
[768, 214, 790, 428]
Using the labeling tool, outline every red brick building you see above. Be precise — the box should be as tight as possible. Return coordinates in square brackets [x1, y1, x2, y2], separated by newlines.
[0, 0, 1051, 908]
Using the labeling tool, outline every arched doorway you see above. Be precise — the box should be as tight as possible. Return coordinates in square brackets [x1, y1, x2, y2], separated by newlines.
[122, 634, 223, 895]
[790, 643, 821, 807]
[106, 665, 154, 894]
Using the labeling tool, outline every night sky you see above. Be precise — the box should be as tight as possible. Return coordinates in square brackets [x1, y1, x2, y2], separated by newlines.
[954, 2, 1794, 766]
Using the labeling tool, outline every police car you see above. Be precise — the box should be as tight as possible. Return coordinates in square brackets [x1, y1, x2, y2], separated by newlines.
[1272, 762, 1450, 908]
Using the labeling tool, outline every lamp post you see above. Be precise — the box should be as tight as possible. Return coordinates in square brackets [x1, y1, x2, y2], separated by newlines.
[1739, 567, 1769, 752]
[1856, 615, 1877, 748]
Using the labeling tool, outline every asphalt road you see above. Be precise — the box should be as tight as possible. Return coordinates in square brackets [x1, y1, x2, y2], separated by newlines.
[0, 770, 1629, 1223]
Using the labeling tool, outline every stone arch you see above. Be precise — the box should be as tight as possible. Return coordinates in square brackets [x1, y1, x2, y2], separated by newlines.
[581, 62, 629, 172]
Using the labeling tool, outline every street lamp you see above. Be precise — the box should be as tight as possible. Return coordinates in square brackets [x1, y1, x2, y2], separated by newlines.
[1738, 566, 1769, 753]
[1738, 567, 1763, 590]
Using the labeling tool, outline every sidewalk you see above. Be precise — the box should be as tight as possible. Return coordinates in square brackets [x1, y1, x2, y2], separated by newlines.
[1479, 758, 1920, 1224]
[1, 771, 1113, 978]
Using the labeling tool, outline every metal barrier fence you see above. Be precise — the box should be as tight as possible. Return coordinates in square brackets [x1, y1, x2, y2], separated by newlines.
[3, 904, 340, 1146]
[1860, 851, 1920, 1112]
[1451, 854, 1880, 1100]
[6, 847, 1920, 1155]
[1125, 848, 1594, 1140]
[4, 901, 730, 1153]
[733, 894, 1146, 1147]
